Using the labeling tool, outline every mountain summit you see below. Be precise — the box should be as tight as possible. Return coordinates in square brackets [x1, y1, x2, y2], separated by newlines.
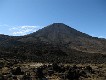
[27, 23, 91, 43]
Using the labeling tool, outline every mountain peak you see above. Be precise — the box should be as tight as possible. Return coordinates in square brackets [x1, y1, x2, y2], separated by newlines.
[27, 23, 91, 44]
[51, 23, 67, 25]
[48, 23, 70, 28]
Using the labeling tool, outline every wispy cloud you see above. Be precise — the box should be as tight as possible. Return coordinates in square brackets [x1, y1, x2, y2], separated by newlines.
[98, 36, 106, 38]
[90, 34, 106, 38]
[9, 25, 41, 36]
[0, 24, 42, 36]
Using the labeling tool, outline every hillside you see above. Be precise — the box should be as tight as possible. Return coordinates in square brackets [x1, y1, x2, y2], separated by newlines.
[0, 23, 106, 63]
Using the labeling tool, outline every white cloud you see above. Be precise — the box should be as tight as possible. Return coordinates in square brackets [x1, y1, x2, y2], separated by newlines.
[9, 25, 40, 36]
[98, 36, 106, 38]
[90, 34, 106, 38]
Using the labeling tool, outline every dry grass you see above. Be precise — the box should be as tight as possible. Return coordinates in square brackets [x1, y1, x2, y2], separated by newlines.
[0, 61, 106, 80]
[17, 63, 106, 80]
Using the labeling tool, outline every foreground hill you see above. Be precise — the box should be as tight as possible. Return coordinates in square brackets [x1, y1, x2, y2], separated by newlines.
[0, 23, 106, 63]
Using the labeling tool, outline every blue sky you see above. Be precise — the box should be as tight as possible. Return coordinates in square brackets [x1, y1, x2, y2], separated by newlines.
[0, 0, 106, 37]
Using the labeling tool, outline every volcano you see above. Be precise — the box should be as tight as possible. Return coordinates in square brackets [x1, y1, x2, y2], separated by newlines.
[0, 23, 106, 63]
